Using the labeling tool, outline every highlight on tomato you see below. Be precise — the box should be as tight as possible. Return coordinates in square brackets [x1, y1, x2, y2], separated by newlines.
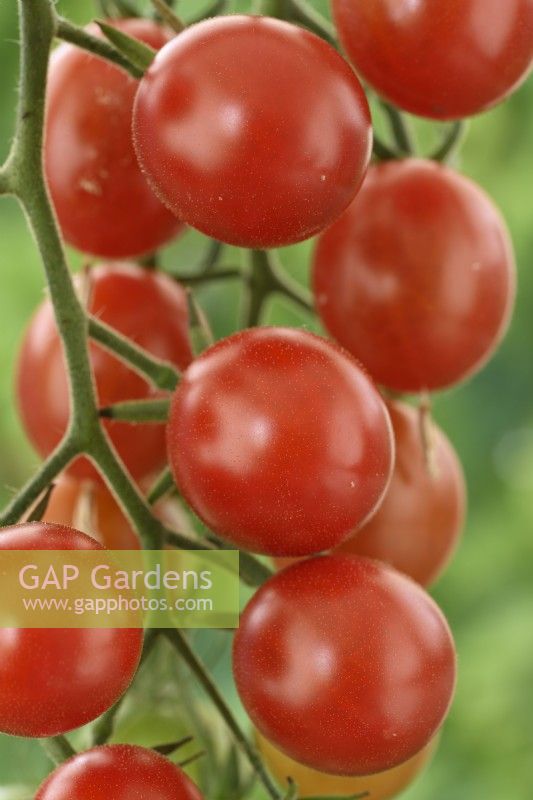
[133, 15, 372, 248]
[0, 523, 142, 738]
[167, 327, 394, 556]
[313, 159, 516, 392]
[331, 0, 533, 119]
[35, 744, 204, 800]
[233, 554, 456, 776]
[45, 18, 183, 258]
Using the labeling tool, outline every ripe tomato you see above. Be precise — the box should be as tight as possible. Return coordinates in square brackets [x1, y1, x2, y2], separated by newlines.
[43, 475, 141, 549]
[0, 523, 142, 738]
[17, 262, 193, 482]
[256, 731, 438, 799]
[336, 401, 466, 586]
[233, 555, 456, 775]
[313, 159, 515, 393]
[167, 328, 393, 556]
[332, 0, 533, 119]
[35, 744, 203, 800]
[133, 15, 372, 248]
[45, 19, 182, 258]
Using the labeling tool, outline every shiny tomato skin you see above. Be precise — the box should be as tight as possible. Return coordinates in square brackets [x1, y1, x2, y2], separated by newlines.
[16, 262, 193, 482]
[337, 401, 466, 586]
[332, 0, 533, 119]
[313, 159, 515, 393]
[43, 475, 141, 549]
[133, 15, 372, 248]
[256, 731, 438, 799]
[45, 19, 182, 258]
[35, 744, 204, 800]
[233, 555, 456, 775]
[0, 523, 142, 738]
[167, 328, 393, 556]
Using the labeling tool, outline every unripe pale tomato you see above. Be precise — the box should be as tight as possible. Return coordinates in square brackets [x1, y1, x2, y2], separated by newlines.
[313, 159, 515, 392]
[332, 0, 533, 119]
[233, 555, 456, 775]
[167, 328, 393, 556]
[133, 15, 372, 248]
[35, 744, 203, 800]
[256, 731, 438, 799]
[337, 400, 466, 586]
[42, 475, 141, 549]
[17, 262, 193, 482]
[0, 523, 142, 738]
[45, 19, 183, 258]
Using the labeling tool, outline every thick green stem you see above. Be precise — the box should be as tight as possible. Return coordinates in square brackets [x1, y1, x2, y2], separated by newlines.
[165, 629, 282, 800]
[89, 317, 180, 391]
[56, 16, 143, 78]
[0, 436, 78, 526]
[242, 250, 313, 327]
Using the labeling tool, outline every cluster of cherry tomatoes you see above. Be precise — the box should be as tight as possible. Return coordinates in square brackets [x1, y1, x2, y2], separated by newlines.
[1, 0, 531, 797]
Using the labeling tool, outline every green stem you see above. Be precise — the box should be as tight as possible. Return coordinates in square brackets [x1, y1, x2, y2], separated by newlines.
[380, 100, 416, 155]
[0, 436, 78, 526]
[150, 0, 185, 32]
[372, 135, 399, 161]
[286, 0, 337, 46]
[41, 735, 76, 764]
[100, 398, 171, 423]
[165, 629, 282, 800]
[171, 267, 242, 286]
[89, 316, 180, 391]
[242, 250, 313, 327]
[92, 629, 159, 745]
[56, 16, 143, 78]
[147, 467, 175, 505]
[431, 120, 468, 163]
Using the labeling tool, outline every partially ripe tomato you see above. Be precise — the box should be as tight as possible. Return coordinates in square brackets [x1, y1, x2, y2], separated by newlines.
[0, 523, 142, 738]
[45, 19, 182, 258]
[133, 15, 372, 248]
[313, 159, 515, 392]
[256, 731, 438, 799]
[43, 475, 141, 549]
[17, 262, 193, 482]
[233, 555, 456, 775]
[332, 0, 533, 119]
[35, 744, 203, 800]
[167, 328, 393, 556]
[337, 401, 466, 586]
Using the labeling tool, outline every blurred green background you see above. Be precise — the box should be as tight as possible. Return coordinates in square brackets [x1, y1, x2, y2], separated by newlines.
[1, 0, 533, 797]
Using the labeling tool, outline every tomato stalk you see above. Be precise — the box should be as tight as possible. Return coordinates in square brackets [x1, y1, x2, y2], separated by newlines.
[56, 16, 143, 78]
[165, 628, 284, 800]
[41, 735, 76, 765]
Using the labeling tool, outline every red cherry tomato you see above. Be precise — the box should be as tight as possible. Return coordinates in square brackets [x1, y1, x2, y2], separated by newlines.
[167, 328, 393, 556]
[35, 744, 203, 800]
[0, 523, 142, 738]
[43, 475, 141, 549]
[313, 159, 515, 392]
[133, 15, 372, 248]
[332, 0, 533, 119]
[233, 554, 456, 775]
[17, 262, 193, 483]
[337, 401, 466, 586]
[45, 19, 182, 258]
